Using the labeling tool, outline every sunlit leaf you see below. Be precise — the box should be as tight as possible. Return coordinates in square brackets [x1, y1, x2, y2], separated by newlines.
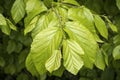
[45, 50, 62, 73]
[25, 53, 38, 76]
[29, 27, 63, 74]
[24, 15, 39, 35]
[94, 15, 108, 39]
[25, 0, 47, 26]
[11, 0, 25, 23]
[64, 22, 98, 68]
[63, 39, 84, 75]
[0, 13, 7, 26]
[31, 11, 58, 37]
[6, 19, 17, 31]
[68, 7, 95, 34]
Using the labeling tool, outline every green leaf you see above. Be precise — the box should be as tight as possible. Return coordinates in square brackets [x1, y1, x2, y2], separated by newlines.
[94, 15, 108, 39]
[102, 49, 108, 66]
[104, 16, 117, 32]
[18, 49, 28, 64]
[31, 11, 59, 37]
[17, 73, 29, 80]
[0, 14, 11, 35]
[1, 25, 11, 35]
[7, 40, 16, 54]
[68, 7, 95, 34]
[45, 50, 62, 73]
[116, 0, 120, 10]
[25, 0, 47, 26]
[26, 53, 39, 76]
[0, 57, 5, 67]
[63, 39, 84, 75]
[0, 13, 7, 26]
[4, 64, 16, 75]
[64, 22, 98, 68]
[63, 0, 80, 6]
[108, 23, 118, 32]
[11, 0, 25, 23]
[24, 15, 39, 35]
[6, 19, 17, 31]
[29, 27, 63, 75]
[95, 50, 105, 70]
[113, 45, 120, 60]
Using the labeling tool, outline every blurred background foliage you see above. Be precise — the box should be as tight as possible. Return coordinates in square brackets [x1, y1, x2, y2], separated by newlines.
[1, 0, 120, 80]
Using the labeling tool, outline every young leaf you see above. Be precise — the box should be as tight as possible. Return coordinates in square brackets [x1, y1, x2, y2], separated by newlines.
[45, 50, 62, 73]
[113, 45, 120, 60]
[104, 16, 117, 32]
[25, 53, 39, 76]
[95, 50, 105, 70]
[24, 15, 39, 35]
[0, 14, 11, 35]
[11, 0, 25, 23]
[31, 11, 59, 37]
[6, 19, 17, 31]
[64, 22, 98, 68]
[25, 0, 47, 26]
[108, 23, 118, 32]
[0, 13, 7, 26]
[63, 40, 84, 75]
[29, 27, 63, 75]
[94, 15, 108, 39]
[1, 25, 11, 35]
[68, 7, 95, 34]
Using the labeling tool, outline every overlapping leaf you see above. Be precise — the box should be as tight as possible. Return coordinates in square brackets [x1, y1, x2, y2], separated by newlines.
[25, 0, 47, 26]
[63, 40, 84, 75]
[68, 7, 95, 33]
[95, 50, 105, 70]
[31, 11, 59, 37]
[0, 14, 11, 35]
[11, 0, 25, 23]
[45, 50, 62, 73]
[24, 15, 39, 35]
[94, 15, 108, 39]
[26, 27, 63, 74]
[64, 22, 98, 68]
[26, 53, 38, 76]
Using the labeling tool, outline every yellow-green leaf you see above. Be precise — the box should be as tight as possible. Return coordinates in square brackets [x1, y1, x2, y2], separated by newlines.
[45, 50, 62, 73]
[11, 0, 25, 23]
[94, 15, 108, 39]
[63, 39, 84, 75]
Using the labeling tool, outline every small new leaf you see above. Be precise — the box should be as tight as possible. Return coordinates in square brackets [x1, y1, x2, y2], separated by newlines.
[63, 40, 84, 75]
[11, 0, 25, 23]
[24, 15, 39, 35]
[45, 50, 62, 73]
[94, 15, 108, 39]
